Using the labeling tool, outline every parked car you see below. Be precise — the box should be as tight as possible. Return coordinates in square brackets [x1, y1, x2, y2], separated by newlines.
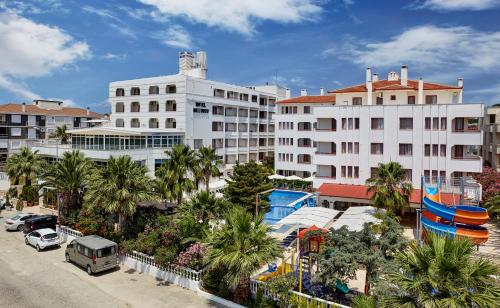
[23, 215, 57, 234]
[24, 228, 60, 251]
[4, 213, 38, 231]
[65, 235, 119, 275]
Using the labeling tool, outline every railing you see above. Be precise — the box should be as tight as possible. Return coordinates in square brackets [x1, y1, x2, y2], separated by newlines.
[451, 155, 481, 160]
[250, 279, 350, 308]
[126, 250, 203, 281]
[59, 225, 83, 238]
[315, 151, 336, 155]
[315, 128, 336, 131]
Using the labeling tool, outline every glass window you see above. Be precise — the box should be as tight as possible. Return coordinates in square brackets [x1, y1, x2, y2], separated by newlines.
[97, 246, 116, 258]
[425, 95, 437, 105]
[371, 118, 384, 130]
[424, 144, 431, 156]
[371, 143, 383, 155]
[399, 144, 413, 156]
[432, 118, 439, 130]
[440, 117, 447, 130]
[400, 118, 413, 130]
[352, 97, 362, 105]
[425, 117, 431, 130]
[432, 144, 438, 156]
[440, 144, 446, 157]
[407, 96, 415, 104]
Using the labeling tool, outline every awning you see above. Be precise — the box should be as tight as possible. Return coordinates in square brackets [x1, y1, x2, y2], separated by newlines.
[268, 174, 285, 180]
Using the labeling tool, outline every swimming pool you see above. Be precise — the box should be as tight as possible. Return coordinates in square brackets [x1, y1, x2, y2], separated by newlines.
[263, 190, 315, 224]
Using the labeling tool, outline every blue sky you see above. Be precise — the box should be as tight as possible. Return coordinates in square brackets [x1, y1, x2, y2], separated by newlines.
[0, 0, 499, 113]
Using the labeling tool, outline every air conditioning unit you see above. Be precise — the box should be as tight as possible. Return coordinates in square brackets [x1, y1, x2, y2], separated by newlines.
[40, 128, 45, 132]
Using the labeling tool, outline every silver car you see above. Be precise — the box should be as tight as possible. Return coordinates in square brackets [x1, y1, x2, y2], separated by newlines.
[4, 213, 37, 231]
[25, 228, 60, 251]
[65, 235, 119, 275]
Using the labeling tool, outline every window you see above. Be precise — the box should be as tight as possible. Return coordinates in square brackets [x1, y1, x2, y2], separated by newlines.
[371, 143, 383, 155]
[348, 142, 353, 153]
[407, 96, 415, 104]
[390, 95, 396, 101]
[131, 102, 140, 112]
[115, 119, 124, 127]
[490, 114, 496, 124]
[424, 144, 431, 156]
[342, 118, 347, 130]
[432, 144, 438, 156]
[115, 102, 124, 113]
[131, 87, 140, 96]
[348, 118, 353, 129]
[440, 117, 447, 130]
[149, 101, 159, 112]
[354, 142, 359, 154]
[166, 118, 176, 129]
[440, 144, 446, 157]
[352, 97, 362, 105]
[115, 88, 125, 97]
[166, 84, 177, 93]
[399, 144, 413, 156]
[212, 122, 223, 131]
[371, 118, 384, 130]
[341, 166, 346, 177]
[304, 106, 311, 114]
[149, 118, 159, 128]
[130, 118, 140, 128]
[348, 166, 353, 178]
[354, 118, 359, 129]
[166, 100, 176, 111]
[376, 97, 383, 105]
[354, 166, 359, 178]
[425, 95, 437, 105]
[399, 118, 413, 130]
[194, 139, 203, 149]
[341, 142, 346, 153]
[432, 117, 439, 130]
[149, 86, 159, 95]
[404, 169, 412, 181]
[425, 117, 431, 130]
[97, 246, 115, 258]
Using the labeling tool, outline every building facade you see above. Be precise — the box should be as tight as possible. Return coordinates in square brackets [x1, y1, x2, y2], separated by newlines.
[0, 100, 102, 168]
[484, 104, 500, 171]
[275, 66, 484, 189]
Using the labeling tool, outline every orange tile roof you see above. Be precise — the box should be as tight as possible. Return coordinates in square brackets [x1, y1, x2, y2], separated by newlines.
[0, 103, 102, 118]
[317, 183, 456, 205]
[329, 79, 462, 94]
[277, 95, 336, 104]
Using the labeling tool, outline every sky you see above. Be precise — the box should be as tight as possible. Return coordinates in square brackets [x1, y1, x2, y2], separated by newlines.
[0, 0, 499, 113]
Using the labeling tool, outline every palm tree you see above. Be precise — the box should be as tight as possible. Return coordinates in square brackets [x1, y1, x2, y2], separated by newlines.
[177, 191, 228, 224]
[484, 195, 500, 219]
[205, 206, 283, 303]
[366, 162, 413, 214]
[41, 150, 92, 220]
[196, 146, 222, 192]
[84, 156, 155, 235]
[382, 233, 500, 307]
[156, 144, 197, 205]
[6, 146, 44, 186]
[49, 125, 70, 144]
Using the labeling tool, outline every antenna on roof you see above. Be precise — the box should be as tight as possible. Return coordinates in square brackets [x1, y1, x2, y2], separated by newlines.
[275, 70, 278, 85]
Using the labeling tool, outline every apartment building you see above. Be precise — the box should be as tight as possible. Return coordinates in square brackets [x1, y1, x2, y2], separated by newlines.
[275, 66, 484, 190]
[33, 51, 288, 174]
[484, 104, 500, 171]
[0, 100, 102, 167]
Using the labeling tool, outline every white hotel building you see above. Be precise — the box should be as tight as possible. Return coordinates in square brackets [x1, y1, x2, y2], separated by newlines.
[34, 51, 288, 174]
[275, 66, 484, 190]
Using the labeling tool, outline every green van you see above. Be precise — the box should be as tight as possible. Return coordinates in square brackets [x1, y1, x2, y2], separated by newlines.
[65, 235, 119, 275]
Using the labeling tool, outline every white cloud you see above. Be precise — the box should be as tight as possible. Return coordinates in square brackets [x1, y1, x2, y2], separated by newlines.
[101, 53, 127, 60]
[0, 0, 67, 15]
[109, 23, 137, 39]
[413, 0, 500, 11]
[154, 25, 193, 49]
[81, 5, 120, 22]
[324, 25, 500, 72]
[137, 0, 323, 35]
[0, 13, 89, 100]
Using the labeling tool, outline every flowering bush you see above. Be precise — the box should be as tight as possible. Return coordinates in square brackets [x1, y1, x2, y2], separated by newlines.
[175, 242, 207, 270]
[473, 167, 500, 202]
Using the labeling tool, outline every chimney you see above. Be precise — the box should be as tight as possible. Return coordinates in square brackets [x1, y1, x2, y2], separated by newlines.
[320, 88, 325, 96]
[366, 67, 372, 83]
[86, 106, 90, 116]
[457, 78, 463, 88]
[367, 81, 373, 105]
[401, 65, 408, 86]
[285, 88, 291, 99]
[22, 102, 26, 113]
[417, 78, 424, 105]
[372, 74, 379, 82]
[300, 89, 308, 96]
[457, 78, 463, 104]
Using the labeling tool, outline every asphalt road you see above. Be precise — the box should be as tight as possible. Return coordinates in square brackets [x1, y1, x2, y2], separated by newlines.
[0, 213, 216, 308]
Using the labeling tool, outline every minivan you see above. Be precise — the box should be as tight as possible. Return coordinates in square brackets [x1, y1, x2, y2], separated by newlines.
[65, 235, 119, 275]
[23, 215, 57, 234]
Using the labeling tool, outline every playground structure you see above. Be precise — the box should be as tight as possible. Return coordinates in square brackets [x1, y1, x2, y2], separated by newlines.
[419, 177, 489, 245]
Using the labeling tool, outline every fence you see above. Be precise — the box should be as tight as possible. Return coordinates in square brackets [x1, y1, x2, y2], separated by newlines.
[250, 279, 351, 308]
[57, 225, 83, 243]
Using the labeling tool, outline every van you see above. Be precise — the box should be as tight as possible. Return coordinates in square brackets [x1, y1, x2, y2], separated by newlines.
[65, 235, 119, 275]
[23, 215, 57, 234]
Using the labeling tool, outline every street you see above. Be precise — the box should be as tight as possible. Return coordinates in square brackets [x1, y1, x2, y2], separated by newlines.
[0, 213, 217, 308]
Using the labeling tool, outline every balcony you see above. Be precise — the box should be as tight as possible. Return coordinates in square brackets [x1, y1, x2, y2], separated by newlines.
[452, 118, 480, 133]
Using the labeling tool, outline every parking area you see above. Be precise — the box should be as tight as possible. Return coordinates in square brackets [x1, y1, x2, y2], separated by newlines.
[0, 211, 217, 308]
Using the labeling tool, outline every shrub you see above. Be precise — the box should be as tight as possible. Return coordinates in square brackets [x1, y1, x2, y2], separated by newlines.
[175, 242, 207, 270]
[75, 208, 116, 239]
[154, 246, 178, 266]
[20, 185, 38, 202]
[266, 273, 297, 307]
[15, 199, 24, 211]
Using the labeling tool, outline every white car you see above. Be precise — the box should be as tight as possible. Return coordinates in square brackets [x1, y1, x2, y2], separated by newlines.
[25, 228, 60, 251]
[4, 213, 37, 231]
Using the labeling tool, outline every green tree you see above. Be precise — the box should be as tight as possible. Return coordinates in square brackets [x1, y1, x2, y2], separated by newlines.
[366, 162, 413, 214]
[49, 124, 70, 144]
[484, 194, 500, 219]
[41, 150, 92, 222]
[84, 156, 155, 235]
[224, 161, 273, 215]
[6, 146, 44, 186]
[196, 146, 222, 192]
[177, 190, 229, 224]
[156, 144, 197, 205]
[352, 294, 377, 308]
[382, 233, 500, 308]
[205, 206, 282, 303]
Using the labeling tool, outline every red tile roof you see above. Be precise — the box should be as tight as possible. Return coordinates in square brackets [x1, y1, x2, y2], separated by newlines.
[317, 183, 456, 205]
[329, 79, 462, 94]
[277, 95, 336, 104]
[0, 103, 102, 118]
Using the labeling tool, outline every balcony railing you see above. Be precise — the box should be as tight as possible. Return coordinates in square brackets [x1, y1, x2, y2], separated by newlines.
[451, 155, 481, 160]
[315, 128, 337, 131]
[316, 151, 336, 155]
[452, 126, 480, 133]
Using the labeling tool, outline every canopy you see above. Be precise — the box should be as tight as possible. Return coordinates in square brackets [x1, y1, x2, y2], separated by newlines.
[268, 174, 285, 180]
[298, 225, 328, 239]
[276, 207, 339, 228]
[302, 176, 314, 182]
[286, 175, 302, 181]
